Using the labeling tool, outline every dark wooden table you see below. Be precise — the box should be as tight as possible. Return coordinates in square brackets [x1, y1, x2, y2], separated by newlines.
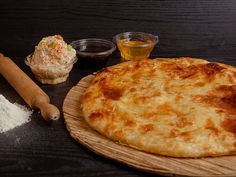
[0, 1, 236, 176]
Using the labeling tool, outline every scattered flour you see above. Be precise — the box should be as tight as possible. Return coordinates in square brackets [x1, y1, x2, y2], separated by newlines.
[0, 94, 32, 133]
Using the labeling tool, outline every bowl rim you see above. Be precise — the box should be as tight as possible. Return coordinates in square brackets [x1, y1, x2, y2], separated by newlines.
[70, 38, 116, 57]
[113, 32, 159, 47]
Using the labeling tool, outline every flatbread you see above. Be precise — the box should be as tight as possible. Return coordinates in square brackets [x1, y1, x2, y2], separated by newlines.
[81, 57, 236, 157]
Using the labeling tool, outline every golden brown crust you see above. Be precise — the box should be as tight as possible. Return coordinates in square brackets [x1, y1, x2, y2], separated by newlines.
[81, 57, 236, 157]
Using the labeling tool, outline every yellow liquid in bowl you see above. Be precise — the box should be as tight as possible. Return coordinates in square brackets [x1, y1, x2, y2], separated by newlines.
[117, 39, 154, 61]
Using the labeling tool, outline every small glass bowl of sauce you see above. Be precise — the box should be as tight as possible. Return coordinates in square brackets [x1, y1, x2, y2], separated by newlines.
[114, 32, 159, 61]
[70, 38, 116, 69]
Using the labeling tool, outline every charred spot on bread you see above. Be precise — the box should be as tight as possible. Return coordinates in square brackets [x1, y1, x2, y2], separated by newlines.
[139, 124, 154, 134]
[202, 63, 225, 81]
[89, 112, 104, 122]
[221, 118, 236, 135]
[102, 87, 123, 100]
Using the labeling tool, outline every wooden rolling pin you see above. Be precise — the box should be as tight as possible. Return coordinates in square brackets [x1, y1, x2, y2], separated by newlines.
[0, 53, 60, 121]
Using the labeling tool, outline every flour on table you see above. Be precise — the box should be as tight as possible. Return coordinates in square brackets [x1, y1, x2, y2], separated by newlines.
[0, 94, 32, 133]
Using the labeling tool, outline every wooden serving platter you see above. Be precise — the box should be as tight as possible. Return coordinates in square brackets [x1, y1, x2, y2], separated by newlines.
[62, 75, 236, 177]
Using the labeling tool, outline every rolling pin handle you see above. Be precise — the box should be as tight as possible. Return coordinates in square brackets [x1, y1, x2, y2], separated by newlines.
[40, 103, 60, 121]
[32, 94, 60, 121]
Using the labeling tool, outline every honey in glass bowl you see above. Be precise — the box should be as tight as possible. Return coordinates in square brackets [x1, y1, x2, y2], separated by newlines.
[114, 32, 159, 61]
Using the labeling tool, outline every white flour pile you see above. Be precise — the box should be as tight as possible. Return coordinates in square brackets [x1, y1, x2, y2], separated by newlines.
[0, 94, 32, 133]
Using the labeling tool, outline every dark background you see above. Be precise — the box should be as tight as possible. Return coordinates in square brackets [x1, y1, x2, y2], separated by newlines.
[0, 0, 236, 177]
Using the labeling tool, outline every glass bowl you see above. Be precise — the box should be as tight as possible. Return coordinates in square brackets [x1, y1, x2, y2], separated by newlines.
[25, 54, 77, 84]
[70, 38, 116, 61]
[113, 32, 159, 61]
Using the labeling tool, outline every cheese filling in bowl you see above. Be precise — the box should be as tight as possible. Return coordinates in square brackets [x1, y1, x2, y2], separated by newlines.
[25, 35, 77, 84]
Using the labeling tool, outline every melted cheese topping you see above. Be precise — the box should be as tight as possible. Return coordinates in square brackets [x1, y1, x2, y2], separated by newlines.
[81, 57, 236, 157]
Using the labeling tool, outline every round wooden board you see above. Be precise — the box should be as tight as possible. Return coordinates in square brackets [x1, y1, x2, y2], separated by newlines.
[62, 75, 236, 177]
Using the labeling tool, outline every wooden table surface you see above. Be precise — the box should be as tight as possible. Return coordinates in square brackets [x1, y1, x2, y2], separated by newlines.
[0, 1, 236, 176]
